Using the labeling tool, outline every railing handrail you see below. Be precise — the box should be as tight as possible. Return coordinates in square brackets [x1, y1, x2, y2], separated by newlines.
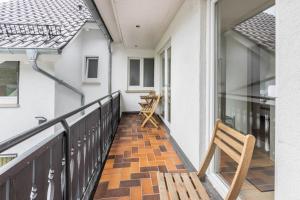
[0, 90, 120, 153]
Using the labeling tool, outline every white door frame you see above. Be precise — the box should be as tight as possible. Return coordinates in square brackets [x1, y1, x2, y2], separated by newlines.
[204, 0, 242, 199]
[159, 41, 171, 128]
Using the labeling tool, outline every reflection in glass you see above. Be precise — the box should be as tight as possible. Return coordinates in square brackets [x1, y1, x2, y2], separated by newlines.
[215, 2, 275, 195]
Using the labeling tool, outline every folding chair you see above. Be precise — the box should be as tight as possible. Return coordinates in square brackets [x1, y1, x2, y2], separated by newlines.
[141, 95, 160, 128]
[157, 120, 256, 200]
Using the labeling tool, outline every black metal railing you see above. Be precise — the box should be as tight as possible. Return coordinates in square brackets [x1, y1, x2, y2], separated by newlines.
[0, 91, 121, 200]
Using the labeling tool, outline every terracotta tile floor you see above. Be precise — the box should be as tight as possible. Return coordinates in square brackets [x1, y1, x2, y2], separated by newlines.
[93, 114, 187, 200]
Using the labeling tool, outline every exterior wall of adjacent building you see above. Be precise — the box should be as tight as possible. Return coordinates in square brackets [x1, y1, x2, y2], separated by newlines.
[276, 0, 300, 199]
[55, 22, 110, 117]
[0, 23, 110, 151]
[0, 54, 56, 144]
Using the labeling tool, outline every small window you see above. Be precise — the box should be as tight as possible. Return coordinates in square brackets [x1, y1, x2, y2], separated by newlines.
[128, 57, 154, 90]
[143, 58, 154, 87]
[83, 56, 100, 83]
[0, 61, 19, 107]
[129, 59, 140, 86]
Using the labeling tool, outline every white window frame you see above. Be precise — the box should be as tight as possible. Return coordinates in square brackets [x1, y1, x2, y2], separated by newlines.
[127, 57, 155, 91]
[158, 41, 171, 127]
[82, 56, 100, 83]
[0, 61, 19, 108]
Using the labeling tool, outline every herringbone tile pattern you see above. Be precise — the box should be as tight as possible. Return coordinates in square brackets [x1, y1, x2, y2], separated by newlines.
[93, 114, 187, 200]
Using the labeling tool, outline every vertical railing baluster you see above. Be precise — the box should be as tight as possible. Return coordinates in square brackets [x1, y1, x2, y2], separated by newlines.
[61, 119, 70, 200]
[5, 179, 10, 200]
[47, 148, 54, 200]
[30, 160, 37, 200]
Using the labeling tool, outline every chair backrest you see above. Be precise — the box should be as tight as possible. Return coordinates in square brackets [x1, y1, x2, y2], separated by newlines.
[198, 120, 255, 200]
[150, 95, 160, 114]
[149, 90, 156, 96]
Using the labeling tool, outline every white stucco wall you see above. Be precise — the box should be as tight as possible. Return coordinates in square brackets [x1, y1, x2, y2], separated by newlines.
[0, 55, 55, 143]
[111, 44, 156, 112]
[55, 23, 110, 117]
[155, 0, 201, 169]
[0, 23, 109, 153]
[276, 0, 300, 199]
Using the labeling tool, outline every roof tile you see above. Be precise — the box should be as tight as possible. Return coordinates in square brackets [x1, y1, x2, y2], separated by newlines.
[0, 0, 93, 49]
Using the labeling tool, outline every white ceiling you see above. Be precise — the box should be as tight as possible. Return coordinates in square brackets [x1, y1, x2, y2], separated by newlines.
[219, 0, 274, 31]
[94, 0, 185, 49]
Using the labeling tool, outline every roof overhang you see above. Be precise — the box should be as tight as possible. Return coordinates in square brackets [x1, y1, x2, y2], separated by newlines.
[83, 0, 113, 41]
[0, 48, 60, 55]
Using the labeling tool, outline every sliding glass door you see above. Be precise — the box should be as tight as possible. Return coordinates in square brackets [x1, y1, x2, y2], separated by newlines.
[214, 1, 275, 198]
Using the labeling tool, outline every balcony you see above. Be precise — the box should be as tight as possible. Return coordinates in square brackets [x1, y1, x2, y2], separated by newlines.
[0, 92, 225, 200]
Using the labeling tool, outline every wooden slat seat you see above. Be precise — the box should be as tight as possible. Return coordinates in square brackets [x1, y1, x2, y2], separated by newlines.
[158, 172, 210, 200]
[157, 120, 256, 200]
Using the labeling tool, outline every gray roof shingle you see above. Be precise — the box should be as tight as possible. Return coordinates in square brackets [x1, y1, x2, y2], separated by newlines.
[0, 0, 93, 50]
[234, 12, 275, 51]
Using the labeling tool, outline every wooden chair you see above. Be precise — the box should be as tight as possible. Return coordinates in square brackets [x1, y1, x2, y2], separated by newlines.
[139, 91, 156, 112]
[157, 120, 256, 200]
[141, 95, 160, 128]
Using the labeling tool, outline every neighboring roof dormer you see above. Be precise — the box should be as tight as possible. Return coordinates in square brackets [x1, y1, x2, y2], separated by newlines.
[0, 0, 94, 50]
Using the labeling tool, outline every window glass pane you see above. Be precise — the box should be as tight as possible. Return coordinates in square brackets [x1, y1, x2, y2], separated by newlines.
[129, 59, 140, 86]
[87, 58, 98, 78]
[143, 58, 154, 87]
[215, 2, 275, 193]
[0, 61, 18, 97]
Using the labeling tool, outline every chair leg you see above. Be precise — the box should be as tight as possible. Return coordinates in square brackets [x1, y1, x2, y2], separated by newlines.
[149, 117, 158, 128]
[141, 113, 151, 127]
[142, 113, 158, 128]
[151, 115, 159, 124]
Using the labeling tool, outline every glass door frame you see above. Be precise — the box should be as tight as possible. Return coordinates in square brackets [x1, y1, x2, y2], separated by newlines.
[159, 41, 171, 127]
[204, 0, 240, 198]
[206, 1, 276, 199]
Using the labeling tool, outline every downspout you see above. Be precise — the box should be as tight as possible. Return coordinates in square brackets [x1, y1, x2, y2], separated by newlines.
[83, 0, 114, 94]
[26, 49, 85, 106]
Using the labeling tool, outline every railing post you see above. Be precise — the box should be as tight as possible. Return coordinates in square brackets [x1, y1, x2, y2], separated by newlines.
[97, 101, 103, 163]
[118, 92, 121, 122]
[61, 119, 70, 200]
[110, 95, 114, 140]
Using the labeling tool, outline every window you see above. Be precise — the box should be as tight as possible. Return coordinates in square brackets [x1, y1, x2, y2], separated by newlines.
[83, 56, 100, 83]
[128, 57, 154, 90]
[143, 58, 154, 87]
[0, 61, 19, 107]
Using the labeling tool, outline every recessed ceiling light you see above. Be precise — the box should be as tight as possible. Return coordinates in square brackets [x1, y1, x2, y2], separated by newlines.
[136, 25, 140, 28]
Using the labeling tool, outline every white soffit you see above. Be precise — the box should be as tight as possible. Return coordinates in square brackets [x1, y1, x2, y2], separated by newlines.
[94, 0, 185, 49]
[219, 0, 275, 31]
